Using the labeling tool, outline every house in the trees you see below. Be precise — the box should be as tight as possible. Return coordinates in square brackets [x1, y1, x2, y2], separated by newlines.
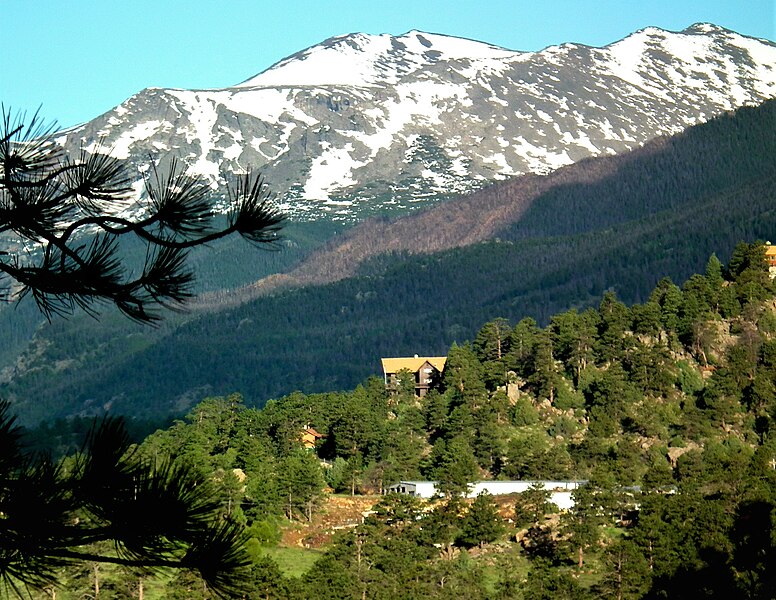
[766, 243, 776, 277]
[301, 425, 325, 450]
[381, 356, 447, 397]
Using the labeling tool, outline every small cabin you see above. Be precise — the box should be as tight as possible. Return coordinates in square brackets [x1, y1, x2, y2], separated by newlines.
[765, 243, 776, 277]
[381, 356, 447, 397]
[301, 425, 325, 450]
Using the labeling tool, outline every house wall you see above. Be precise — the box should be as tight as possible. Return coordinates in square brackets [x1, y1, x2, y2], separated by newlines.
[385, 481, 438, 498]
[549, 491, 574, 510]
[469, 481, 584, 496]
[386, 480, 587, 504]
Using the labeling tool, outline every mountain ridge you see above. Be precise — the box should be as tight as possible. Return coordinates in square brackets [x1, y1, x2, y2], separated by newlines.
[3, 25, 775, 425]
[58, 23, 776, 222]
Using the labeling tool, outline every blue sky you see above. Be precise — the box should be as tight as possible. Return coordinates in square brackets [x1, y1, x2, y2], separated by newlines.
[1, 0, 773, 128]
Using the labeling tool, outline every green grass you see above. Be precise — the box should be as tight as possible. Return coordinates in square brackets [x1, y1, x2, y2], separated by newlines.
[479, 547, 532, 593]
[262, 546, 324, 577]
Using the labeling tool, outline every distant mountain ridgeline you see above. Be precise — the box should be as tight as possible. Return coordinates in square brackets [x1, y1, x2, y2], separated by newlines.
[3, 100, 775, 425]
[59, 25, 776, 221]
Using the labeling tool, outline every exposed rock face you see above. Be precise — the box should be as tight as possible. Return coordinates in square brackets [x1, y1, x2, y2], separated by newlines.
[59, 24, 776, 221]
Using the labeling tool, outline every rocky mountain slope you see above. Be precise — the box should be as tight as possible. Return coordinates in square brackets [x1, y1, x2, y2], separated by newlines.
[58, 24, 775, 221]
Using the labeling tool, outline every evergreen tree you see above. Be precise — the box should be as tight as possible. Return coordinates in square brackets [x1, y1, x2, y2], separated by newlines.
[596, 291, 631, 363]
[582, 363, 639, 436]
[630, 301, 662, 337]
[528, 329, 562, 403]
[506, 317, 542, 378]
[550, 308, 598, 385]
[593, 538, 651, 600]
[245, 554, 296, 600]
[423, 497, 464, 560]
[514, 483, 552, 529]
[522, 558, 587, 600]
[381, 418, 426, 485]
[164, 569, 213, 599]
[0, 108, 284, 594]
[622, 339, 674, 398]
[649, 277, 683, 342]
[430, 436, 479, 498]
[278, 449, 325, 521]
[329, 385, 386, 462]
[0, 402, 249, 596]
[561, 472, 621, 569]
[0, 109, 282, 323]
[474, 317, 512, 388]
[504, 433, 552, 480]
[394, 368, 418, 404]
[729, 241, 773, 306]
[471, 407, 505, 475]
[442, 342, 488, 407]
[705, 253, 725, 312]
[457, 492, 504, 548]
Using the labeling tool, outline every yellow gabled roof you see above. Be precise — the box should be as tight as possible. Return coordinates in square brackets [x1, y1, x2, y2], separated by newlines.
[765, 245, 776, 257]
[381, 356, 447, 374]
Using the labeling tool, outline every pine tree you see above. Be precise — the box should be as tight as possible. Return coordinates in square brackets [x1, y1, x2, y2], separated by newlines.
[0, 108, 282, 323]
[0, 402, 250, 596]
[593, 539, 651, 600]
[431, 436, 479, 498]
[474, 318, 512, 388]
[457, 492, 504, 548]
[550, 308, 598, 385]
[279, 449, 325, 521]
[514, 483, 551, 529]
[0, 109, 284, 596]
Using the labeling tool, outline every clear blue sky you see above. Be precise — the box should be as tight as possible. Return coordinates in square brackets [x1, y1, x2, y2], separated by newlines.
[1, 0, 774, 128]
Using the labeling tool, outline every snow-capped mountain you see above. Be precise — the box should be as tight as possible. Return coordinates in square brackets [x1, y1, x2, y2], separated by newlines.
[59, 23, 776, 221]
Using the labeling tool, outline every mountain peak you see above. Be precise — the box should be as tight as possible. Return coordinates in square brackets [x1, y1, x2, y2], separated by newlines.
[395, 30, 513, 55]
[62, 23, 776, 220]
[683, 22, 732, 35]
[235, 30, 517, 88]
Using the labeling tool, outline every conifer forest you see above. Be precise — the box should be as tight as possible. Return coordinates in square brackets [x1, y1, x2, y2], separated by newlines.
[7, 242, 776, 599]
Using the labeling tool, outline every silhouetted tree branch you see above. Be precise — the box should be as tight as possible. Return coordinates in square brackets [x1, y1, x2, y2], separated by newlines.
[0, 401, 250, 596]
[0, 108, 283, 596]
[0, 107, 283, 323]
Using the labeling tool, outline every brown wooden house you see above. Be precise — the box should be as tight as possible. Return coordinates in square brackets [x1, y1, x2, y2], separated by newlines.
[766, 243, 776, 277]
[381, 355, 447, 397]
[301, 425, 325, 450]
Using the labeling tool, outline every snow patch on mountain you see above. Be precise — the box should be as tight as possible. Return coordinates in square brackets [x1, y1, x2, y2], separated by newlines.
[238, 30, 518, 89]
[105, 120, 165, 159]
[304, 142, 365, 200]
[59, 24, 776, 222]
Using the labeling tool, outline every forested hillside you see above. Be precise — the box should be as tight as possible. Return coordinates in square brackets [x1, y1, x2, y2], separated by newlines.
[3, 101, 775, 425]
[22, 242, 776, 598]
[200, 99, 776, 301]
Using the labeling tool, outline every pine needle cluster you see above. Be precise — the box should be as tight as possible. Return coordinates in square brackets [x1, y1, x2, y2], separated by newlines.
[0, 108, 283, 324]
